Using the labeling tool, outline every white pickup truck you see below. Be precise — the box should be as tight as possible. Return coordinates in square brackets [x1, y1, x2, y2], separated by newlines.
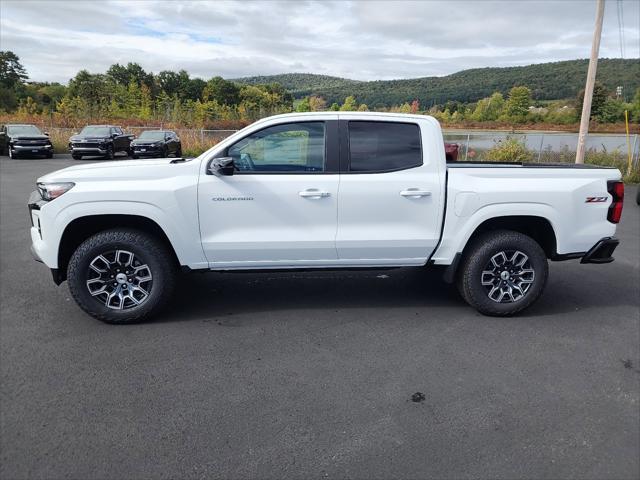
[29, 113, 625, 324]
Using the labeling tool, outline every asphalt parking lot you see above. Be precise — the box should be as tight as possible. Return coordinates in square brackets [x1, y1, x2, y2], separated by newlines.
[1, 154, 639, 479]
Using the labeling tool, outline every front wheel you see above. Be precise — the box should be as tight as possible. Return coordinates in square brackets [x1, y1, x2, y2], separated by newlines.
[72, 153, 82, 160]
[104, 144, 114, 160]
[67, 229, 177, 324]
[457, 230, 548, 316]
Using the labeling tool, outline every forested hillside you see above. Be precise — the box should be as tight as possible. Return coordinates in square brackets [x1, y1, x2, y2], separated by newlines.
[235, 59, 640, 107]
[231, 73, 362, 96]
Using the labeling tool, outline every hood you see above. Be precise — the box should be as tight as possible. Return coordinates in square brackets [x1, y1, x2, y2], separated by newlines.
[131, 139, 162, 145]
[12, 135, 50, 141]
[37, 158, 193, 183]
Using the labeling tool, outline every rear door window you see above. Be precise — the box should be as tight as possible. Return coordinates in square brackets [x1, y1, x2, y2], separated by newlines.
[348, 121, 422, 172]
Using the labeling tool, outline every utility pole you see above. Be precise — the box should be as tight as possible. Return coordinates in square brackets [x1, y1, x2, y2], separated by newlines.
[576, 0, 606, 164]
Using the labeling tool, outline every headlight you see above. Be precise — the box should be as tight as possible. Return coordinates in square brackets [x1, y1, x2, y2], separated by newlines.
[37, 182, 75, 201]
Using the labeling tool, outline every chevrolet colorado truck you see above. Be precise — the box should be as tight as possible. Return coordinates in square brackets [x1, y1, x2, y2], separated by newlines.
[29, 113, 624, 324]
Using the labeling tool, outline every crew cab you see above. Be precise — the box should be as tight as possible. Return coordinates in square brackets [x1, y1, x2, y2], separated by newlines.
[29, 113, 624, 324]
[1, 124, 53, 159]
[69, 125, 134, 160]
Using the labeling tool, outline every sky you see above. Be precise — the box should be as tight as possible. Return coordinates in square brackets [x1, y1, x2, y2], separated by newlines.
[0, 0, 638, 84]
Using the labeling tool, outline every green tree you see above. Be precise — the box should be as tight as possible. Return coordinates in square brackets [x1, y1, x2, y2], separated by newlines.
[296, 97, 311, 112]
[329, 102, 340, 111]
[339, 95, 358, 111]
[0, 51, 28, 88]
[629, 87, 640, 122]
[504, 86, 531, 119]
[596, 97, 626, 123]
[0, 86, 18, 111]
[577, 82, 608, 119]
[157, 70, 191, 99]
[203, 76, 240, 105]
[106, 63, 154, 89]
[471, 92, 505, 121]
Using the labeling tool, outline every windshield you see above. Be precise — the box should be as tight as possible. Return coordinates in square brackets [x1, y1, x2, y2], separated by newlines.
[138, 131, 167, 141]
[79, 126, 111, 137]
[7, 125, 43, 136]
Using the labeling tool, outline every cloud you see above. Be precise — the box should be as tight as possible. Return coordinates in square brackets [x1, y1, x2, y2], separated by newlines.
[0, 0, 638, 83]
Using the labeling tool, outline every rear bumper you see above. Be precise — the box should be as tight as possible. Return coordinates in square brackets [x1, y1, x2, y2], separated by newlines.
[580, 237, 619, 264]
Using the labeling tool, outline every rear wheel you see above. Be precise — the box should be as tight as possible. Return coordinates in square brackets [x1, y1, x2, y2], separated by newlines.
[67, 229, 177, 324]
[457, 230, 548, 316]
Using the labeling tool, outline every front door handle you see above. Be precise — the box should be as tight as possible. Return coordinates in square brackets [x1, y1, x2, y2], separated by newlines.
[400, 188, 431, 197]
[299, 189, 331, 198]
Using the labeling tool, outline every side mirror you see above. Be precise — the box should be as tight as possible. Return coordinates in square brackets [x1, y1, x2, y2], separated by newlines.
[208, 157, 235, 176]
[111, 133, 119, 138]
[44, 132, 49, 136]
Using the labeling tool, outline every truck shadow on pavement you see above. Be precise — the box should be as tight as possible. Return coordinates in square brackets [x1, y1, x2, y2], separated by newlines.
[156, 260, 639, 324]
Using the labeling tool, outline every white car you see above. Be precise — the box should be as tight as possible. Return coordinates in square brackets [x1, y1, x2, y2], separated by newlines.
[29, 113, 624, 323]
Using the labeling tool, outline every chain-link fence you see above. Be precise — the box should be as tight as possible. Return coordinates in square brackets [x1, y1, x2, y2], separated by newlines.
[442, 131, 639, 167]
[44, 125, 639, 168]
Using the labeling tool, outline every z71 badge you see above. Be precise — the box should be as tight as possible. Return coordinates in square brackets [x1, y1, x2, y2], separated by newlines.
[585, 196, 608, 203]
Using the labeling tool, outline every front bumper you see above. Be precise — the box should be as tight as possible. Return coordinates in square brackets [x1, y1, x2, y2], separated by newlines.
[12, 144, 53, 153]
[132, 146, 162, 156]
[580, 237, 619, 264]
[70, 146, 107, 154]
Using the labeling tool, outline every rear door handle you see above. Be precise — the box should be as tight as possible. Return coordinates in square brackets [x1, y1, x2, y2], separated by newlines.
[299, 189, 331, 198]
[400, 188, 431, 197]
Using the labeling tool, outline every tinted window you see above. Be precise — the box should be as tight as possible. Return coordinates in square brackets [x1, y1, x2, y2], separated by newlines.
[80, 126, 110, 136]
[7, 125, 43, 136]
[228, 122, 325, 173]
[139, 131, 166, 140]
[348, 121, 422, 172]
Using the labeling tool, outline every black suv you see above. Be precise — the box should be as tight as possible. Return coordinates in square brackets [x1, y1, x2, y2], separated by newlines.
[69, 125, 134, 160]
[131, 130, 182, 158]
[0, 124, 53, 159]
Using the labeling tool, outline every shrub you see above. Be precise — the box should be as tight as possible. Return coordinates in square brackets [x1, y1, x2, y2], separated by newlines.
[485, 137, 534, 162]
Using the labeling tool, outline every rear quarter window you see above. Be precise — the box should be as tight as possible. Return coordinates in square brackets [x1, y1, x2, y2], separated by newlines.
[348, 121, 422, 172]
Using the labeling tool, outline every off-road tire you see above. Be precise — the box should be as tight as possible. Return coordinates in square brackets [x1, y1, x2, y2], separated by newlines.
[67, 229, 177, 324]
[457, 230, 548, 316]
[176, 146, 182, 158]
[46, 151, 53, 159]
[72, 153, 82, 160]
[162, 146, 169, 158]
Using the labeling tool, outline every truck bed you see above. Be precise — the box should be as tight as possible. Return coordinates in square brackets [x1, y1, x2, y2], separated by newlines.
[447, 161, 618, 169]
[431, 163, 621, 265]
